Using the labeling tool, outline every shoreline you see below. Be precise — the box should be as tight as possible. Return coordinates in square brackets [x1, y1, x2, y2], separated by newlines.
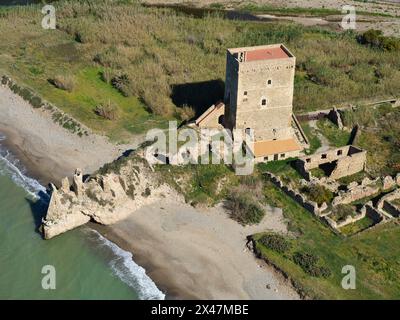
[0, 83, 299, 300]
[92, 202, 299, 300]
[0, 84, 137, 186]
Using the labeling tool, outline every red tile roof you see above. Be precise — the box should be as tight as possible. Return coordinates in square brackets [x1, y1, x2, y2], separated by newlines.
[245, 47, 289, 62]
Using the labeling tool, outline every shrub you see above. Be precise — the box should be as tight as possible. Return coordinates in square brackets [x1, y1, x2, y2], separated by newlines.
[49, 75, 75, 92]
[141, 90, 174, 116]
[176, 105, 195, 121]
[30, 96, 43, 108]
[94, 100, 119, 120]
[259, 234, 291, 254]
[1, 76, 8, 85]
[300, 184, 333, 206]
[111, 73, 131, 97]
[101, 68, 114, 84]
[226, 189, 265, 225]
[292, 251, 331, 278]
[331, 204, 356, 223]
[19, 87, 33, 101]
[358, 29, 400, 51]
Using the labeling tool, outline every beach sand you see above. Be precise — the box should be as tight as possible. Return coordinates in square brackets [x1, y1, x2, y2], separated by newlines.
[94, 202, 299, 300]
[1, 83, 299, 300]
[0, 85, 137, 185]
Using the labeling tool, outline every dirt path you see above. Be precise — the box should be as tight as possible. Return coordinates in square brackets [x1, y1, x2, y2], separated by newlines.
[309, 120, 331, 153]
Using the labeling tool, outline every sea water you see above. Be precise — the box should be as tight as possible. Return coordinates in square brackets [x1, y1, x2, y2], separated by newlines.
[0, 134, 164, 300]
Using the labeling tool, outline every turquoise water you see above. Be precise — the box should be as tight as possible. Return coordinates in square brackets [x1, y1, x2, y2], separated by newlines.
[0, 135, 164, 300]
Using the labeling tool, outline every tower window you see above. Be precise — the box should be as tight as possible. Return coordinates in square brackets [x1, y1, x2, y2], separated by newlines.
[267, 79, 272, 86]
[261, 99, 267, 106]
[244, 91, 247, 96]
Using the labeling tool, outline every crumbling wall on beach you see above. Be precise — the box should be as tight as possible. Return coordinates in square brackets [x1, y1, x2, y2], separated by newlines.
[42, 155, 182, 239]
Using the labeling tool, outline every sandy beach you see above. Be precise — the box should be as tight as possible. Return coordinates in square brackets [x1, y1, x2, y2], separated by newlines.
[0, 83, 299, 300]
[94, 202, 299, 300]
[0, 84, 136, 185]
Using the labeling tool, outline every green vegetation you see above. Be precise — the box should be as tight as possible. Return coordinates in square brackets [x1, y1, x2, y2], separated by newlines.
[292, 251, 331, 278]
[258, 233, 291, 254]
[330, 204, 357, 223]
[300, 122, 321, 155]
[300, 184, 334, 206]
[155, 162, 236, 206]
[338, 171, 370, 185]
[310, 167, 326, 179]
[358, 29, 400, 51]
[95, 100, 119, 120]
[255, 177, 400, 299]
[226, 188, 265, 225]
[2, 1, 400, 141]
[342, 104, 400, 176]
[340, 216, 375, 236]
[49, 74, 75, 92]
[316, 118, 351, 147]
[258, 159, 303, 187]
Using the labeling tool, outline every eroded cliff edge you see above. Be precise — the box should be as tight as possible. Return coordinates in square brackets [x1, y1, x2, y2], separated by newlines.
[42, 154, 182, 239]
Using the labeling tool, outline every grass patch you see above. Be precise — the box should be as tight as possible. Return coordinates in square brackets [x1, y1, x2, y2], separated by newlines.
[341, 104, 400, 176]
[301, 122, 321, 154]
[300, 184, 334, 206]
[316, 118, 351, 147]
[258, 158, 303, 187]
[338, 171, 371, 185]
[340, 216, 375, 236]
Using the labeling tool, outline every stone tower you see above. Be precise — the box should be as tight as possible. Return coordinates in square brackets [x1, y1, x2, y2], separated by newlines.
[224, 44, 296, 142]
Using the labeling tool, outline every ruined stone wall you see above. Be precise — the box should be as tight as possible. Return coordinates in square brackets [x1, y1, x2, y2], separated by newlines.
[300, 146, 351, 170]
[266, 172, 324, 216]
[330, 149, 366, 180]
[383, 201, 400, 218]
[325, 211, 366, 229]
[332, 182, 380, 206]
[296, 145, 366, 180]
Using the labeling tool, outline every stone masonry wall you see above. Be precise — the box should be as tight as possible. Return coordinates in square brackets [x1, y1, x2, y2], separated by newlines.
[224, 45, 295, 142]
[266, 172, 325, 216]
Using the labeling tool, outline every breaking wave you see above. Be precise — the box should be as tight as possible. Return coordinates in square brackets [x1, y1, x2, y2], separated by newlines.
[0, 133, 164, 300]
[0, 133, 46, 199]
[89, 229, 166, 300]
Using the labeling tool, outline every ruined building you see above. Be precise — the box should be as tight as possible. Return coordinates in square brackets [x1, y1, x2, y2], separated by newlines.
[196, 44, 307, 162]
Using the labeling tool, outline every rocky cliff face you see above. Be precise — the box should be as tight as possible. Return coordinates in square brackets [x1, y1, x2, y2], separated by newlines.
[42, 155, 181, 239]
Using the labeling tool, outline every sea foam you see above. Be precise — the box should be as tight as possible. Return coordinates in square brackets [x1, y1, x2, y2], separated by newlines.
[0, 134, 46, 199]
[89, 229, 166, 300]
[0, 133, 165, 300]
